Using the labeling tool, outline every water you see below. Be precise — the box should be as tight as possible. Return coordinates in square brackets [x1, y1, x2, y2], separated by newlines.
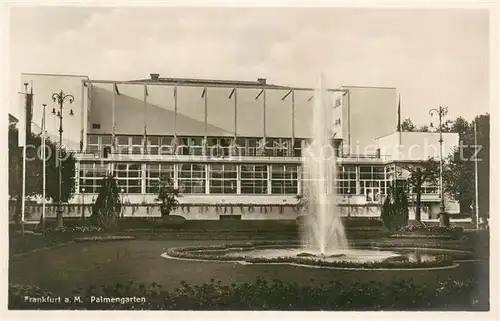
[301, 74, 348, 255]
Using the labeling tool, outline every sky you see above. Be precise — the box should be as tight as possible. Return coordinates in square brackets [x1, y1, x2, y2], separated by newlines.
[8, 6, 490, 127]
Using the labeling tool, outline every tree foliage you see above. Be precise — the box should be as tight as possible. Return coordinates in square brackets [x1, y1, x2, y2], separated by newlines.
[154, 176, 181, 217]
[443, 114, 489, 218]
[399, 158, 439, 223]
[8, 124, 76, 224]
[381, 185, 409, 231]
[91, 175, 122, 230]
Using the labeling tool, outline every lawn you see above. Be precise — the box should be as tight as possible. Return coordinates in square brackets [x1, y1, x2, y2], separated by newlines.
[9, 238, 489, 300]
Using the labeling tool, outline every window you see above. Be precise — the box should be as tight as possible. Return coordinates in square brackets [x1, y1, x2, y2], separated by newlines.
[247, 138, 260, 156]
[87, 135, 99, 154]
[160, 136, 175, 155]
[271, 165, 298, 194]
[209, 164, 237, 194]
[359, 165, 385, 202]
[101, 135, 112, 147]
[293, 139, 303, 157]
[337, 165, 356, 195]
[116, 136, 130, 154]
[266, 138, 290, 157]
[146, 163, 174, 193]
[114, 163, 141, 193]
[178, 163, 206, 193]
[130, 136, 143, 155]
[92, 123, 101, 129]
[241, 164, 268, 194]
[147, 137, 160, 155]
[79, 162, 108, 193]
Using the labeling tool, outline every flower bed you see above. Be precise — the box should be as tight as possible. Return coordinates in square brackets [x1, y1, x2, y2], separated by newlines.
[165, 241, 472, 269]
[9, 277, 487, 310]
[73, 235, 136, 242]
[389, 234, 456, 240]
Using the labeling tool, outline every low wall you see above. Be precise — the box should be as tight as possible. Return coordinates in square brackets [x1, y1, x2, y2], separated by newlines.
[10, 203, 444, 221]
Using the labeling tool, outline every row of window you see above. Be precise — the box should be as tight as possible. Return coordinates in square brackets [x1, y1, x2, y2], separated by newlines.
[78, 163, 439, 199]
[86, 135, 343, 157]
[79, 163, 299, 195]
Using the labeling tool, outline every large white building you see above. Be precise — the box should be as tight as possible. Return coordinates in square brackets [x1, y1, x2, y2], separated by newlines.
[17, 72, 460, 221]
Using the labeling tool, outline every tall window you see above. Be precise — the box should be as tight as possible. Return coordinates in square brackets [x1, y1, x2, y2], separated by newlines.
[337, 165, 356, 194]
[130, 136, 143, 155]
[114, 163, 141, 193]
[79, 162, 108, 193]
[146, 163, 174, 193]
[209, 164, 237, 194]
[271, 165, 298, 194]
[241, 164, 268, 194]
[178, 163, 206, 193]
[359, 166, 385, 202]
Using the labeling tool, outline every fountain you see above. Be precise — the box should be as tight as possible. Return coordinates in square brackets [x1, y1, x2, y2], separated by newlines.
[162, 74, 465, 269]
[299, 73, 348, 257]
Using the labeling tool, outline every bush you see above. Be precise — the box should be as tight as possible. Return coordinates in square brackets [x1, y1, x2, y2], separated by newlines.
[90, 175, 122, 231]
[381, 186, 409, 231]
[9, 277, 486, 310]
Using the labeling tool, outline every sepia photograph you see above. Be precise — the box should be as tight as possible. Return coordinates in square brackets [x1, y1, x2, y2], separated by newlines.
[4, 1, 495, 315]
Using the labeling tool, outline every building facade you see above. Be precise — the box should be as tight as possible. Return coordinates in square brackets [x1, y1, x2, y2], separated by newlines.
[18, 73, 460, 221]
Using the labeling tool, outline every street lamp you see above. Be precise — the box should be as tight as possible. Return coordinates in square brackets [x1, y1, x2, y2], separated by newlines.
[120, 188, 125, 218]
[52, 90, 74, 228]
[429, 105, 449, 227]
[81, 187, 86, 219]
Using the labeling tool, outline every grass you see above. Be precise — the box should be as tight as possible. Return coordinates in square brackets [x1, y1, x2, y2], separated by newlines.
[9, 238, 488, 301]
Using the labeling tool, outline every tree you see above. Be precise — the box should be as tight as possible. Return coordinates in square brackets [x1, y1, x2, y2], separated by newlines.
[155, 175, 181, 217]
[381, 185, 409, 231]
[91, 175, 122, 230]
[399, 158, 439, 223]
[400, 118, 417, 132]
[8, 124, 76, 226]
[442, 114, 489, 218]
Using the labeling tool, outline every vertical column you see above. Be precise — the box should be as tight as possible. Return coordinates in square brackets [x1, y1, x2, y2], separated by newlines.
[356, 165, 361, 195]
[204, 87, 208, 139]
[267, 164, 272, 195]
[291, 90, 295, 156]
[111, 83, 117, 151]
[297, 164, 302, 195]
[236, 164, 241, 195]
[233, 88, 237, 138]
[75, 162, 80, 194]
[263, 89, 267, 149]
[174, 85, 178, 138]
[205, 164, 210, 195]
[203, 87, 208, 156]
[143, 84, 148, 154]
[80, 81, 85, 152]
[141, 163, 146, 202]
[173, 164, 179, 189]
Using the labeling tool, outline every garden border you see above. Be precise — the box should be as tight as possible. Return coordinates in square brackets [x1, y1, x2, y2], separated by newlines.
[163, 241, 475, 270]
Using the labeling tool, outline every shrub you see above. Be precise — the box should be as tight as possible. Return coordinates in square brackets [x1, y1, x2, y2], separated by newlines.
[381, 186, 409, 231]
[9, 277, 485, 310]
[90, 175, 122, 231]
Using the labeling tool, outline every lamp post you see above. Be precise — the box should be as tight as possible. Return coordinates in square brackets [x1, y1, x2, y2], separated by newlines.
[52, 90, 74, 228]
[81, 187, 86, 219]
[120, 188, 125, 218]
[429, 105, 448, 227]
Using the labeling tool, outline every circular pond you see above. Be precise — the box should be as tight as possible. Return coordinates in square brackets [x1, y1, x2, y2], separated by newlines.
[162, 242, 474, 269]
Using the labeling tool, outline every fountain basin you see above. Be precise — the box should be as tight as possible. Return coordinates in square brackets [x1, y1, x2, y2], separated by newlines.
[163, 241, 474, 269]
